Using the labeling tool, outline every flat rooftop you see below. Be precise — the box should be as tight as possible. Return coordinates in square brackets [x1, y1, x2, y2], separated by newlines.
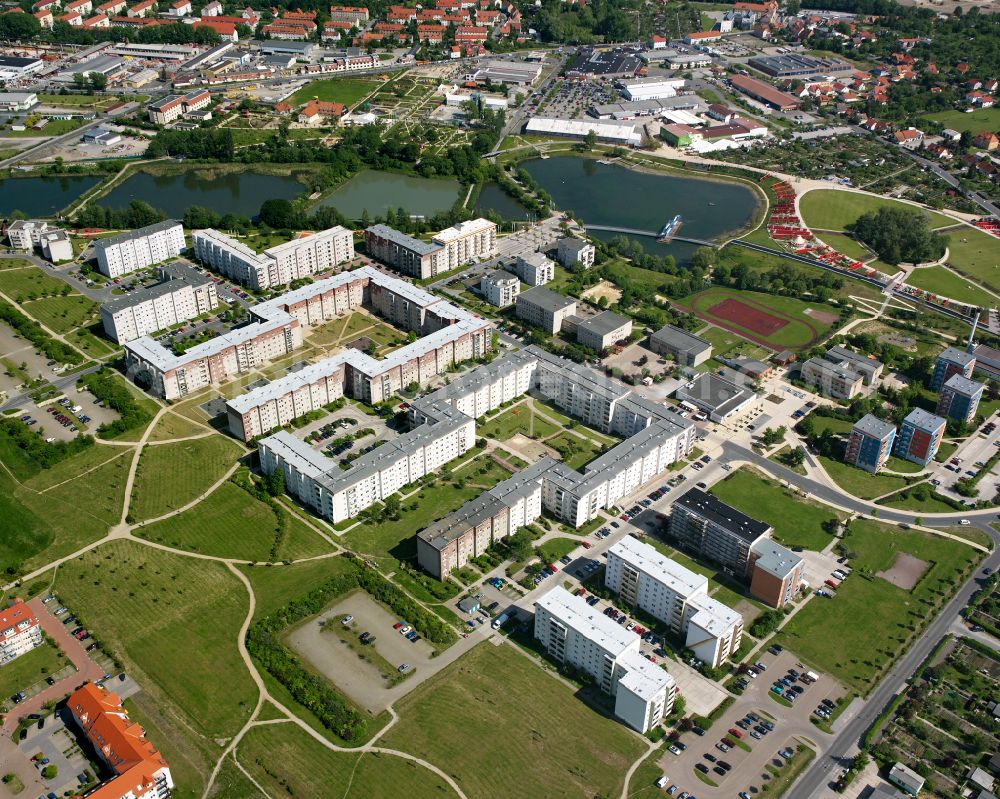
[535, 585, 635, 656]
[673, 487, 772, 542]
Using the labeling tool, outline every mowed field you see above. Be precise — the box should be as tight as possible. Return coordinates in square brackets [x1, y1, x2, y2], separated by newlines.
[904, 265, 997, 307]
[774, 520, 980, 692]
[709, 468, 840, 551]
[129, 435, 242, 521]
[945, 226, 1000, 295]
[380, 643, 648, 799]
[237, 724, 457, 799]
[288, 77, 383, 108]
[922, 107, 1000, 134]
[53, 540, 258, 738]
[799, 189, 956, 232]
[677, 286, 836, 350]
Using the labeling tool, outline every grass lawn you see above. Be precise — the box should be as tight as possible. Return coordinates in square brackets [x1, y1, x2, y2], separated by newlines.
[537, 537, 581, 564]
[0, 640, 68, 700]
[340, 469, 507, 565]
[38, 93, 118, 107]
[602, 259, 680, 294]
[627, 746, 668, 798]
[709, 468, 839, 551]
[381, 643, 647, 799]
[240, 556, 359, 622]
[879, 487, 957, 514]
[819, 455, 911, 500]
[53, 540, 257, 738]
[677, 286, 837, 350]
[944, 226, 1000, 294]
[288, 78, 382, 108]
[0, 442, 130, 576]
[774, 520, 980, 692]
[809, 415, 855, 436]
[136, 481, 330, 562]
[237, 723, 455, 799]
[935, 441, 958, 462]
[922, 107, 1000, 134]
[3, 119, 84, 138]
[905, 266, 997, 307]
[129, 436, 242, 521]
[0, 265, 71, 300]
[147, 412, 206, 442]
[799, 189, 956, 232]
[546, 430, 603, 469]
[884, 455, 925, 474]
[21, 295, 99, 334]
[695, 324, 748, 356]
[816, 231, 873, 262]
[479, 404, 560, 441]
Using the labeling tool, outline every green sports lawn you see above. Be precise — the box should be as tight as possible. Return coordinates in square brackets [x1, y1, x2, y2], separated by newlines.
[53, 540, 258, 739]
[904, 266, 997, 307]
[677, 286, 836, 350]
[380, 642, 648, 799]
[129, 435, 242, 521]
[709, 468, 839, 551]
[922, 107, 1000, 134]
[944, 226, 1000, 295]
[774, 520, 980, 692]
[799, 189, 956, 232]
[288, 78, 382, 108]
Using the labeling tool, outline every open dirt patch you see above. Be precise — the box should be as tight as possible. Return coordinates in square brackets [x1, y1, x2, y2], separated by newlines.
[506, 433, 559, 463]
[804, 307, 839, 326]
[708, 298, 788, 336]
[581, 280, 622, 305]
[877, 552, 929, 590]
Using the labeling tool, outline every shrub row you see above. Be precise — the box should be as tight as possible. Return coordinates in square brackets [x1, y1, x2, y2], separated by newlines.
[79, 369, 152, 437]
[0, 301, 82, 365]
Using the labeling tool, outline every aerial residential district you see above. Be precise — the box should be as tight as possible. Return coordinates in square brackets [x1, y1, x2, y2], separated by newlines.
[2, 2, 1000, 799]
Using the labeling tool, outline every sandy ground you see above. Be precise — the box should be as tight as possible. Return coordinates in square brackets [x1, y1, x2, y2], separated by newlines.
[877, 553, 929, 590]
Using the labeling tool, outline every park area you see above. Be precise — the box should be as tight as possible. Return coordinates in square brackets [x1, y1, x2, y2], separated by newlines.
[904, 266, 997, 307]
[774, 520, 980, 693]
[379, 643, 648, 799]
[677, 286, 835, 350]
[798, 189, 956, 232]
[288, 77, 384, 109]
[944, 225, 1000, 295]
[709, 468, 840, 551]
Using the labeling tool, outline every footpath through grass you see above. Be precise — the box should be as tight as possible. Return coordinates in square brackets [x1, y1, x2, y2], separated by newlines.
[905, 266, 996, 307]
[775, 520, 980, 692]
[709, 467, 840, 551]
[381, 642, 647, 799]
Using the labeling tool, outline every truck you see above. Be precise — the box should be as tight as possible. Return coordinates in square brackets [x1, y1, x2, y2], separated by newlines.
[803, 670, 819, 684]
[491, 612, 510, 630]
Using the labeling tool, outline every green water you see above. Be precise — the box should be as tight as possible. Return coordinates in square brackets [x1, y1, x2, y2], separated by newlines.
[522, 156, 759, 262]
[98, 170, 306, 218]
[316, 170, 461, 220]
[0, 175, 102, 217]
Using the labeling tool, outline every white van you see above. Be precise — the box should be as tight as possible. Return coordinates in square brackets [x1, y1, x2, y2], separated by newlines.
[655, 776, 668, 789]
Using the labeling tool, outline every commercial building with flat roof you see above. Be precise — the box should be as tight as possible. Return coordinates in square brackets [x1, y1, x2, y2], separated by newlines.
[937, 373, 985, 425]
[568, 47, 642, 78]
[470, 60, 542, 85]
[101, 262, 218, 344]
[748, 53, 855, 78]
[0, 92, 38, 111]
[534, 585, 676, 733]
[606, 537, 743, 668]
[618, 76, 686, 101]
[564, 310, 633, 351]
[95, 220, 186, 278]
[669, 487, 772, 577]
[516, 286, 578, 334]
[525, 117, 643, 146]
[894, 408, 946, 466]
[845, 413, 896, 473]
[674, 372, 756, 422]
[650, 324, 712, 366]
[932, 345, 976, 390]
[0, 56, 44, 79]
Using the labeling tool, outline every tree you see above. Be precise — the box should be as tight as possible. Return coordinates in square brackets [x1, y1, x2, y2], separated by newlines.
[0, 11, 41, 40]
[90, 72, 108, 91]
[264, 468, 285, 497]
[258, 198, 298, 229]
[850, 207, 946, 266]
[583, 129, 597, 150]
[383, 494, 401, 520]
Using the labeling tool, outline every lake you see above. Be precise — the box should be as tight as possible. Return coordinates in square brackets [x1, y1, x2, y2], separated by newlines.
[97, 170, 306, 218]
[521, 156, 759, 262]
[475, 182, 531, 221]
[0, 175, 102, 217]
[316, 170, 461, 220]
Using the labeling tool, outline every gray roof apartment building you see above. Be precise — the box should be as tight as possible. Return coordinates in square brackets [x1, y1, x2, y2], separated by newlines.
[799, 356, 864, 399]
[563, 310, 633, 351]
[516, 286, 578, 334]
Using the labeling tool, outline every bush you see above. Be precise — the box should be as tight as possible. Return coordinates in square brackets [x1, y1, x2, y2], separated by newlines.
[0, 302, 82, 364]
[41, 765, 57, 780]
[79, 369, 153, 437]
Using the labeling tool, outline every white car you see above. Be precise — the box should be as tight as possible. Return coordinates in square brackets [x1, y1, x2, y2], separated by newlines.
[341, 615, 353, 626]
[399, 625, 412, 635]
[668, 745, 681, 755]
[960, 519, 971, 526]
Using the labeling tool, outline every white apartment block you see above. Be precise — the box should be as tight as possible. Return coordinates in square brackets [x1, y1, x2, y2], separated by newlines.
[511, 252, 555, 286]
[557, 236, 596, 269]
[39, 229, 73, 263]
[101, 262, 218, 343]
[605, 537, 743, 669]
[7, 219, 49, 251]
[480, 269, 519, 307]
[0, 599, 42, 664]
[535, 586, 676, 733]
[192, 226, 354, 289]
[432, 218, 497, 270]
[95, 221, 186, 278]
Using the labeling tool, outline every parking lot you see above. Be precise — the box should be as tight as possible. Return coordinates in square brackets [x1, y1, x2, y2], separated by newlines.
[285, 591, 436, 714]
[651, 647, 844, 799]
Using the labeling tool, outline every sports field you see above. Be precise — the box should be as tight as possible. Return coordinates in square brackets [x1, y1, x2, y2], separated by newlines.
[904, 266, 996, 307]
[799, 189, 956, 232]
[380, 643, 648, 799]
[677, 286, 836, 350]
[774, 520, 979, 692]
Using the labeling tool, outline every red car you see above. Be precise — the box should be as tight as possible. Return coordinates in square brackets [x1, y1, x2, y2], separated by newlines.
[393, 622, 403, 629]
[728, 728, 743, 739]
[548, 563, 558, 572]
[581, 541, 592, 549]
[825, 579, 839, 590]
